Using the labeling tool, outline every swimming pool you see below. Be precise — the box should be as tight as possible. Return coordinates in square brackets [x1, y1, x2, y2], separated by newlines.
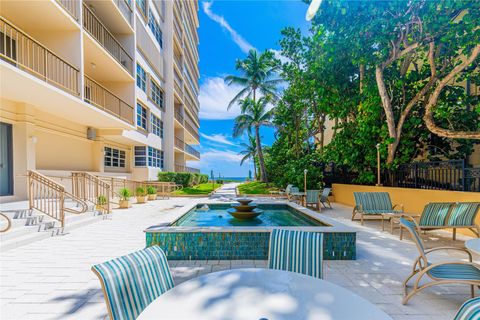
[172, 204, 327, 227]
[145, 202, 356, 261]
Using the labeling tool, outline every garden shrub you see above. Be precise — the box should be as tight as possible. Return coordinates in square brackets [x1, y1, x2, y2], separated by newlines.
[157, 172, 209, 188]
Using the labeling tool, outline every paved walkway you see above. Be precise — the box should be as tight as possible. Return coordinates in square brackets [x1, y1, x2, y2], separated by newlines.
[0, 190, 475, 319]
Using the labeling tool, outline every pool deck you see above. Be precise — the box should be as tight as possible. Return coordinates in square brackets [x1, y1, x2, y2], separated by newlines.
[0, 183, 476, 319]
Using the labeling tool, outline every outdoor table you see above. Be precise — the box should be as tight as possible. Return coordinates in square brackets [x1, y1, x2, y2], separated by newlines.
[465, 238, 480, 255]
[137, 268, 392, 320]
[290, 192, 305, 205]
[381, 212, 420, 235]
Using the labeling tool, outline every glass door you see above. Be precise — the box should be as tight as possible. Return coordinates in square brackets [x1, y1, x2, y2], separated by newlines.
[0, 122, 13, 196]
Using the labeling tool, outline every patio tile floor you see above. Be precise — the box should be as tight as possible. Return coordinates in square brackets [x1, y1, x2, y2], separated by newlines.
[0, 188, 475, 319]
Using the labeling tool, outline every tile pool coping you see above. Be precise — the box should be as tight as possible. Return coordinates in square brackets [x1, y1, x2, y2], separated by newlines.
[144, 200, 357, 260]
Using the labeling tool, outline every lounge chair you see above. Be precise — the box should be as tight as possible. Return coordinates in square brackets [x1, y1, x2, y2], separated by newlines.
[320, 188, 332, 208]
[352, 192, 403, 225]
[305, 190, 321, 210]
[92, 246, 174, 320]
[401, 202, 480, 241]
[454, 296, 480, 320]
[268, 229, 323, 279]
[399, 216, 480, 305]
[288, 186, 300, 202]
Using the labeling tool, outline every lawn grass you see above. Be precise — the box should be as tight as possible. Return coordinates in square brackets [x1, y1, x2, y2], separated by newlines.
[237, 181, 279, 195]
[173, 182, 222, 195]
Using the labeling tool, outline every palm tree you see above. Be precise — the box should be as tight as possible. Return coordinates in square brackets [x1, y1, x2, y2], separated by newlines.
[225, 49, 281, 109]
[233, 97, 273, 182]
[238, 134, 258, 180]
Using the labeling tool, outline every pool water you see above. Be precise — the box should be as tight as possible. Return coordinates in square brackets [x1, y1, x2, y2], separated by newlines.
[172, 204, 327, 227]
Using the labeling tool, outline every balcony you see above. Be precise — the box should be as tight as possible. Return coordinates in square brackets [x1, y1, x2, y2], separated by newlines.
[56, 0, 79, 20]
[174, 136, 185, 151]
[186, 166, 200, 173]
[82, 3, 133, 75]
[184, 121, 200, 143]
[113, 0, 133, 24]
[175, 109, 184, 125]
[0, 18, 80, 96]
[174, 68, 183, 96]
[173, 17, 182, 43]
[84, 76, 134, 125]
[185, 144, 200, 159]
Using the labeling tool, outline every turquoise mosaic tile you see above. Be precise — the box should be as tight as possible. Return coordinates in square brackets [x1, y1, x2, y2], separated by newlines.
[146, 231, 356, 260]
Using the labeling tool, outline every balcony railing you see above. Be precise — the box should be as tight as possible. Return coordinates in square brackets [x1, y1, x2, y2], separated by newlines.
[113, 0, 133, 24]
[0, 18, 80, 96]
[175, 109, 184, 124]
[174, 18, 182, 41]
[185, 144, 200, 159]
[186, 166, 200, 174]
[84, 75, 134, 125]
[56, 0, 79, 20]
[174, 68, 183, 95]
[184, 121, 199, 142]
[83, 4, 133, 75]
[174, 136, 185, 150]
[174, 53, 182, 70]
[174, 163, 185, 172]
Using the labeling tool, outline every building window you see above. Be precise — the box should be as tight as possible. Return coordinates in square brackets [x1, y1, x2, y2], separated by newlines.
[136, 103, 148, 130]
[148, 11, 163, 48]
[104, 147, 125, 168]
[148, 147, 163, 168]
[150, 79, 164, 109]
[134, 146, 163, 168]
[150, 113, 163, 138]
[136, 64, 146, 92]
[134, 146, 147, 167]
[136, 0, 147, 18]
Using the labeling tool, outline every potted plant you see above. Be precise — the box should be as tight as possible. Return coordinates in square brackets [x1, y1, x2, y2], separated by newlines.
[119, 188, 131, 209]
[96, 195, 108, 213]
[135, 186, 148, 204]
[147, 186, 157, 201]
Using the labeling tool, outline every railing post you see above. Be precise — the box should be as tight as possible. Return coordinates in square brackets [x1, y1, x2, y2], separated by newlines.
[462, 159, 466, 192]
[414, 163, 418, 189]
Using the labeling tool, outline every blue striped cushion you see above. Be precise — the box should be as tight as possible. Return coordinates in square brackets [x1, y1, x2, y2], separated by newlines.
[399, 217, 425, 253]
[354, 192, 396, 214]
[306, 190, 320, 204]
[428, 263, 480, 281]
[447, 203, 480, 227]
[455, 297, 480, 320]
[290, 187, 300, 194]
[419, 203, 452, 227]
[92, 246, 174, 320]
[268, 229, 323, 279]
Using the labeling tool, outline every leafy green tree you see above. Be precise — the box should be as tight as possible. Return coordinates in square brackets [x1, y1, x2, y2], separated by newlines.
[238, 134, 258, 180]
[233, 97, 274, 182]
[225, 49, 282, 108]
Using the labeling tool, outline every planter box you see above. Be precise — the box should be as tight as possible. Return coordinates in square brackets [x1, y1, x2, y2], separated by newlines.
[148, 194, 157, 201]
[136, 196, 148, 204]
[119, 200, 131, 209]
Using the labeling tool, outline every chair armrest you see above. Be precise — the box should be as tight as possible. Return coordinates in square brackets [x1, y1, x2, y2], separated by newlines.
[393, 204, 404, 212]
[425, 247, 473, 261]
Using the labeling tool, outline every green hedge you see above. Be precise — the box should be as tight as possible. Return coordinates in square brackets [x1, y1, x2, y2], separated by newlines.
[157, 172, 208, 188]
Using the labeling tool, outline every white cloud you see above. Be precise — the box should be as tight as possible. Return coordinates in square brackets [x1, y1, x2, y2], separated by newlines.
[202, 1, 256, 54]
[270, 49, 290, 65]
[200, 133, 235, 146]
[201, 149, 246, 163]
[199, 77, 244, 120]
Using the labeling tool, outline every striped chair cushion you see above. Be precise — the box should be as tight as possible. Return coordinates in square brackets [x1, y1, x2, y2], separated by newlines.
[92, 246, 174, 320]
[320, 188, 331, 202]
[354, 192, 396, 215]
[419, 203, 452, 227]
[428, 263, 480, 281]
[455, 297, 480, 320]
[306, 190, 320, 204]
[268, 229, 323, 279]
[447, 203, 480, 227]
[399, 217, 425, 254]
[290, 187, 300, 194]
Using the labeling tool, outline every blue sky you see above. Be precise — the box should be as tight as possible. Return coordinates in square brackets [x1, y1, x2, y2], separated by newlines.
[189, 0, 310, 177]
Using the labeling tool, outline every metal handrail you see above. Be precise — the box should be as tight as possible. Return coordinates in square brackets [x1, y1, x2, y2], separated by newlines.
[82, 3, 133, 75]
[175, 136, 185, 150]
[28, 170, 87, 228]
[184, 120, 199, 142]
[0, 17, 80, 96]
[56, 0, 79, 20]
[185, 144, 200, 159]
[0, 212, 12, 233]
[71, 172, 111, 213]
[84, 75, 134, 125]
[175, 109, 184, 124]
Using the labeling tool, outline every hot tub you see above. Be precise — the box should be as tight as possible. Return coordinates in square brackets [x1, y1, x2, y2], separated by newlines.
[145, 203, 356, 260]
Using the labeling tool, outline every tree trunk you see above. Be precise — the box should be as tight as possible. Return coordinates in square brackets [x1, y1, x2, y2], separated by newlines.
[255, 125, 268, 182]
[375, 65, 399, 164]
[253, 157, 258, 181]
[424, 44, 480, 140]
